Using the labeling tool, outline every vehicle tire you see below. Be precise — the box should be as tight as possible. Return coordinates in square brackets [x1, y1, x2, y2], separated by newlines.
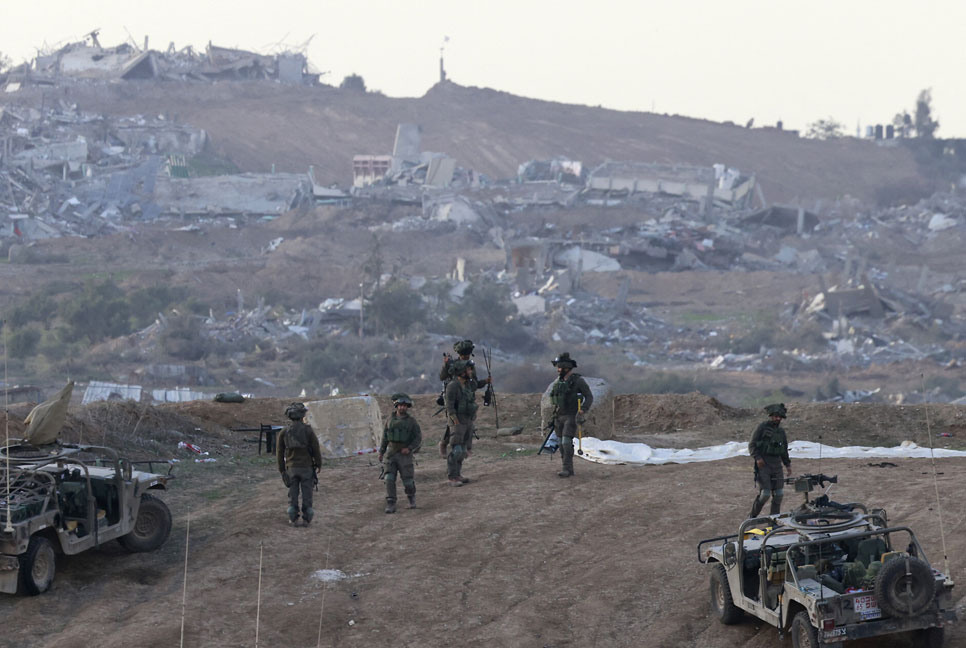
[710, 564, 742, 624]
[874, 556, 935, 617]
[118, 494, 172, 553]
[19, 535, 56, 595]
[917, 626, 944, 648]
[790, 610, 822, 648]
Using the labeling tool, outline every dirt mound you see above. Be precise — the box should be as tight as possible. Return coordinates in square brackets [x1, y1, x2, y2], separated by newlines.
[5, 80, 925, 204]
[614, 392, 751, 433]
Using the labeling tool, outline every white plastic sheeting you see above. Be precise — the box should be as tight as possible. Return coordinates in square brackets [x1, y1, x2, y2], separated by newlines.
[576, 438, 966, 466]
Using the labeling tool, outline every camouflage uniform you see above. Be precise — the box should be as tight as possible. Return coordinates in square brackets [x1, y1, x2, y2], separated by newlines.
[748, 403, 791, 517]
[277, 403, 322, 526]
[438, 340, 485, 455]
[550, 353, 594, 478]
[379, 394, 422, 514]
[444, 361, 478, 485]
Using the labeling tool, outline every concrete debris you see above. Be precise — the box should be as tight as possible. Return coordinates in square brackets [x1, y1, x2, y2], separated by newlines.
[7, 35, 320, 86]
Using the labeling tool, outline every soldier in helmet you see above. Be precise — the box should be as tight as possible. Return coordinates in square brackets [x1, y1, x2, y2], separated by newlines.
[444, 359, 478, 486]
[378, 393, 422, 514]
[437, 339, 490, 456]
[277, 402, 322, 526]
[748, 403, 793, 518]
[549, 352, 594, 478]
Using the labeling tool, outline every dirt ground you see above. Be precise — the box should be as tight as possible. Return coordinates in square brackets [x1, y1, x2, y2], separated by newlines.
[1, 395, 965, 647]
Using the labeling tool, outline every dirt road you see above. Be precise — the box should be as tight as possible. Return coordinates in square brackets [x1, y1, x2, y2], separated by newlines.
[1, 425, 963, 647]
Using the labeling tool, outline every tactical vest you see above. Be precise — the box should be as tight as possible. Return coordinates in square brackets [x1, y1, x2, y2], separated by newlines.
[386, 416, 417, 443]
[456, 384, 478, 418]
[551, 374, 582, 413]
[758, 424, 788, 456]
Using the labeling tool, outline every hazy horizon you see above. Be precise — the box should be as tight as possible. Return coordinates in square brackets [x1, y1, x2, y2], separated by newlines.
[3, 0, 964, 137]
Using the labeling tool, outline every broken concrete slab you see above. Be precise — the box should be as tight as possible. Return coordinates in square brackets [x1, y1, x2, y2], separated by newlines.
[303, 396, 381, 458]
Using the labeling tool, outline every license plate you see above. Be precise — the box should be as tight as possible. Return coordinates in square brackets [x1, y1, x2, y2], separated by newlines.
[853, 594, 882, 620]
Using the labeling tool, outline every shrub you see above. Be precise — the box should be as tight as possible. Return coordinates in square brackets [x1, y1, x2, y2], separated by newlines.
[159, 316, 207, 360]
[128, 284, 187, 329]
[367, 279, 425, 337]
[8, 295, 57, 329]
[60, 279, 132, 343]
[7, 327, 41, 358]
[445, 281, 534, 351]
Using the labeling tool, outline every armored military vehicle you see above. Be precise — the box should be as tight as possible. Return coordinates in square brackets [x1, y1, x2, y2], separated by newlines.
[0, 442, 172, 595]
[698, 474, 954, 647]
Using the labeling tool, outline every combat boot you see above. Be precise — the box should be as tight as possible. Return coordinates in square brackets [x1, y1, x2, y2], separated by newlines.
[557, 469, 572, 478]
[447, 478, 463, 487]
[302, 508, 314, 526]
[287, 506, 299, 526]
[385, 500, 397, 514]
[407, 494, 416, 509]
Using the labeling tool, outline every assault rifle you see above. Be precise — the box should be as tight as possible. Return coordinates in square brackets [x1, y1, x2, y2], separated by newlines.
[537, 418, 558, 456]
[481, 345, 499, 428]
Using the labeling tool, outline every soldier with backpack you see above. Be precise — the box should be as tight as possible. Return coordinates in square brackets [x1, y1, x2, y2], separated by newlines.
[277, 402, 322, 526]
[437, 339, 490, 456]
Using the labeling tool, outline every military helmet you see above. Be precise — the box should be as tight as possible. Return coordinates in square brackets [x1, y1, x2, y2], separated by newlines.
[451, 359, 474, 375]
[391, 392, 414, 407]
[764, 403, 787, 419]
[285, 402, 308, 420]
[454, 339, 475, 356]
[552, 352, 577, 368]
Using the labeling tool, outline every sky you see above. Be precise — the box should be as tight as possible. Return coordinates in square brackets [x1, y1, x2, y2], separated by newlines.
[3, 0, 965, 136]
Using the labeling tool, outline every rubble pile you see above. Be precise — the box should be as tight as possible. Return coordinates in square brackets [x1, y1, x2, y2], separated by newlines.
[3, 36, 319, 87]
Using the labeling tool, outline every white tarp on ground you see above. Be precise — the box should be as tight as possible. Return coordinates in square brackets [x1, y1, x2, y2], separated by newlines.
[576, 438, 966, 466]
[304, 396, 382, 458]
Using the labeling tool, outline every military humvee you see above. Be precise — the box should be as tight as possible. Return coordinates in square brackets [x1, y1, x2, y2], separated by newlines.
[698, 474, 955, 647]
[0, 442, 172, 595]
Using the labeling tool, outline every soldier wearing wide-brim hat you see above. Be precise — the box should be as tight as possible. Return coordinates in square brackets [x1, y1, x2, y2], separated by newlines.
[378, 393, 422, 513]
[748, 403, 792, 518]
[277, 402, 322, 526]
[549, 352, 594, 478]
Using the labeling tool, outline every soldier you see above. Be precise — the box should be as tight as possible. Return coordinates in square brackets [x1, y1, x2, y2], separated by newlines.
[437, 339, 490, 456]
[549, 352, 594, 478]
[748, 403, 793, 518]
[276, 402, 322, 526]
[444, 359, 478, 486]
[378, 393, 422, 514]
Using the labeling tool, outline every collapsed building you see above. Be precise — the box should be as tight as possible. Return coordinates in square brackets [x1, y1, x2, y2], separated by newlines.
[2, 32, 320, 87]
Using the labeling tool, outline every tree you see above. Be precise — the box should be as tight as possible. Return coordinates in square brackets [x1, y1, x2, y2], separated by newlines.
[366, 279, 425, 337]
[60, 279, 132, 343]
[914, 89, 939, 139]
[805, 117, 845, 140]
[340, 74, 366, 92]
[0, 51, 11, 74]
[892, 111, 912, 138]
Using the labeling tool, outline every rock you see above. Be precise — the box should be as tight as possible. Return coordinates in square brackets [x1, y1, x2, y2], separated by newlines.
[496, 426, 524, 437]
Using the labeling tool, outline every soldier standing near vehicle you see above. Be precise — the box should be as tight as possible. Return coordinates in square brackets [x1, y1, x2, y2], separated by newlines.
[437, 339, 490, 456]
[748, 403, 793, 518]
[444, 360, 478, 486]
[277, 402, 322, 526]
[550, 352, 593, 478]
[378, 393, 422, 514]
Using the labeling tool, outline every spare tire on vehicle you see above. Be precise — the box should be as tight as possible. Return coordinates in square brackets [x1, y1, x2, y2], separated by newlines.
[874, 555, 935, 617]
